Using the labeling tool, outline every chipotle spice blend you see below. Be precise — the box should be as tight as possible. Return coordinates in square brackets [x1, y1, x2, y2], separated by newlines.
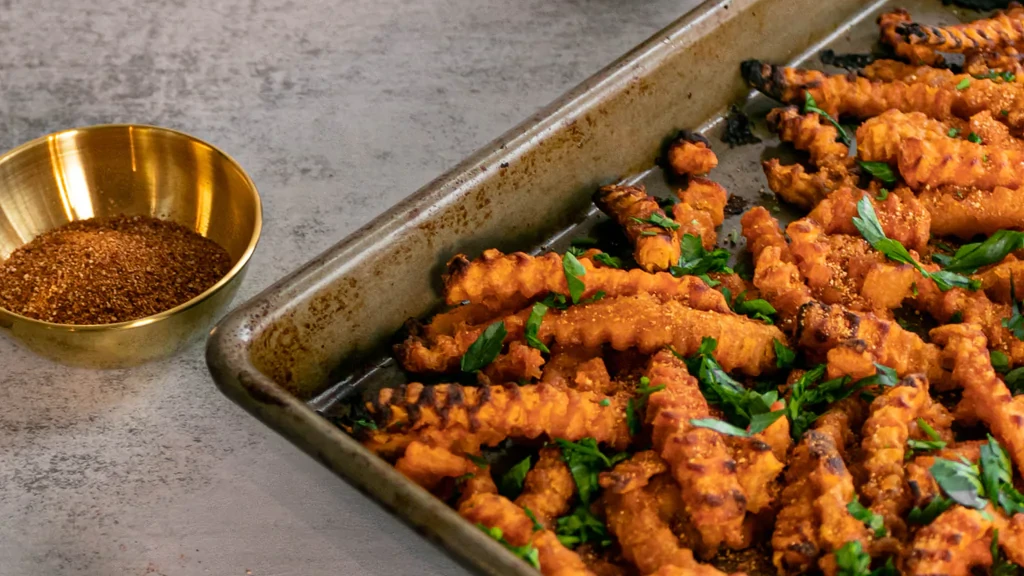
[0, 215, 232, 325]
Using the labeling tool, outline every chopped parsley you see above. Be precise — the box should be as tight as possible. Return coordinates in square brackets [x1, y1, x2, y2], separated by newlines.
[570, 236, 599, 247]
[993, 350, 1011, 373]
[968, 132, 983, 144]
[592, 252, 623, 268]
[908, 496, 954, 525]
[804, 92, 852, 146]
[461, 321, 507, 372]
[992, 529, 1022, 576]
[499, 456, 532, 499]
[786, 364, 894, 440]
[555, 505, 611, 548]
[562, 252, 587, 304]
[352, 418, 378, 431]
[478, 524, 540, 569]
[626, 376, 666, 435]
[974, 70, 1016, 83]
[853, 196, 979, 292]
[859, 161, 897, 184]
[682, 337, 782, 430]
[556, 438, 628, 506]
[690, 411, 785, 438]
[599, 398, 610, 407]
[875, 188, 889, 201]
[524, 302, 550, 353]
[524, 507, 543, 532]
[956, 77, 971, 90]
[632, 213, 680, 230]
[929, 435, 1024, 516]
[907, 417, 947, 454]
[1004, 278, 1024, 341]
[848, 499, 887, 537]
[671, 234, 733, 278]
[948, 127, 961, 138]
[774, 338, 797, 369]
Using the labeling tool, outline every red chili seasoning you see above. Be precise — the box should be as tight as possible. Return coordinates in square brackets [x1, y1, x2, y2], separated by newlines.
[0, 215, 232, 325]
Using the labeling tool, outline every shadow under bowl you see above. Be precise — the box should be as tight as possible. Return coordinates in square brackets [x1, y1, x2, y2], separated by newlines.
[0, 124, 262, 368]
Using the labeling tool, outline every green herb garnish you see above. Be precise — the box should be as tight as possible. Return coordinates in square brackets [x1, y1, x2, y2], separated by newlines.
[968, 132, 983, 144]
[690, 410, 785, 438]
[563, 252, 587, 304]
[524, 507, 543, 532]
[525, 303, 550, 353]
[682, 338, 782, 430]
[1004, 278, 1024, 341]
[731, 292, 777, 324]
[671, 234, 733, 278]
[774, 338, 796, 369]
[478, 524, 540, 568]
[993, 350, 1011, 373]
[907, 417, 947, 454]
[956, 78, 971, 90]
[908, 496, 954, 525]
[859, 161, 897, 184]
[632, 213, 680, 230]
[353, 418, 378, 431]
[876, 188, 889, 201]
[499, 456, 532, 499]
[467, 454, 489, 468]
[804, 92, 852, 146]
[848, 499, 887, 537]
[992, 529, 1022, 576]
[571, 236, 599, 247]
[593, 252, 623, 269]
[948, 127, 961, 138]
[599, 398, 610, 407]
[556, 438, 628, 505]
[461, 321, 508, 372]
[556, 505, 611, 548]
[938, 230, 1024, 273]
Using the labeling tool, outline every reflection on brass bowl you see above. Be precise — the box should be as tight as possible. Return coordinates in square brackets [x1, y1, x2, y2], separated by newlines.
[0, 125, 262, 368]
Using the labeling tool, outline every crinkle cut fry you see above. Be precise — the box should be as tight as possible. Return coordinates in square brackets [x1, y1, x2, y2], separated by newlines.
[772, 430, 869, 576]
[594, 185, 681, 273]
[860, 59, 955, 84]
[741, 206, 794, 264]
[459, 492, 596, 576]
[796, 300, 948, 385]
[807, 186, 931, 253]
[362, 382, 631, 457]
[859, 374, 931, 539]
[752, 247, 814, 332]
[896, 4, 1024, 53]
[645, 350, 749, 552]
[903, 505, 994, 576]
[931, 323, 1024, 477]
[483, 341, 545, 384]
[666, 131, 718, 177]
[673, 177, 728, 249]
[854, 109, 957, 165]
[394, 441, 480, 491]
[919, 185, 1024, 239]
[600, 453, 730, 576]
[966, 49, 1024, 78]
[878, 9, 944, 66]
[396, 306, 530, 374]
[914, 276, 1024, 367]
[766, 106, 850, 168]
[727, 400, 788, 514]
[905, 441, 984, 510]
[443, 249, 731, 313]
[762, 159, 854, 211]
[813, 398, 866, 459]
[898, 136, 1024, 191]
[514, 447, 575, 529]
[977, 254, 1024, 304]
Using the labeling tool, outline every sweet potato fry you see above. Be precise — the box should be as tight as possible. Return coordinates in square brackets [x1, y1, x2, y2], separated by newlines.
[807, 187, 931, 253]
[919, 185, 1024, 239]
[766, 106, 850, 168]
[595, 185, 681, 272]
[878, 9, 945, 66]
[896, 5, 1024, 53]
[515, 447, 575, 528]
[898, 136, 1024, 191]
[855, 109, 957, 165]
[395, 441, 480, 491]
[741, 207, 794, 264]
[762, 159, 855, 210]
[666, 131, 719, 176]
[673, 177, 728, 249]
[976, 254, 1024, 304]
[903, 506, 994, 576]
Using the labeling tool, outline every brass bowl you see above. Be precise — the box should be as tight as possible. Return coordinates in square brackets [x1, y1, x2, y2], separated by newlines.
[0, 125, 262, 368]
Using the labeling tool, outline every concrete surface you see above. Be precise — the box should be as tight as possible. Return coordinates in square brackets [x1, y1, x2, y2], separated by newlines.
[0, 0, 702, 574]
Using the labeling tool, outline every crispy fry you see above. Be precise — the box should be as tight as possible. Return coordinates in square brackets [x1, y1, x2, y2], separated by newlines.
[741, 207, 794, 264]
[896, 5, 1024, 53]
[859, 374, 931, 539]
[728, 401, 787, 514]
[443, 249, 730, 313]
[601, 453, 730, 575]
[483, 341, 545, 384]
[919, 185, 1024, 239]
[903, 506, 994, 576]
[898, 136, 1024, 191]
[363, 382, 631, 457]
[878, 10, 945, 66]
[772, 430, 869, 575]
[515, 447, 575, 528]
[752, 246, 814, 331]
[931, 323, 1024, 477]
[796, 301, 947, 385]
[762, 159, 855, 210]
[855, 109, 956, 164]
[905, 441, 984, 510]
[673, 177, 728, 249]
[813, 398, 867, 458]
[997, 513, 1024, 567]
[645, 350, 749, 552]
[766, 106, 850, 168]
[459, 492, 596, 576]
[394, 441, 480, 491]
[965, 49, 1024, 78]
[861, 59, 953, 84]
[666, 131, 719, 176]
[595, 185, 681, 272]
[977, 254, 1024, 304]
[807, 187, 931, 253]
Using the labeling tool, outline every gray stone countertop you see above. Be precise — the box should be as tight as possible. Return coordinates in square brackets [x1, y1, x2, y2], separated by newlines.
[1, 0, 701, 574]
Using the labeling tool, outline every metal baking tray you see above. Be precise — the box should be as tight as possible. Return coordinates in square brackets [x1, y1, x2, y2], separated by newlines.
[206, 0, 971, 573]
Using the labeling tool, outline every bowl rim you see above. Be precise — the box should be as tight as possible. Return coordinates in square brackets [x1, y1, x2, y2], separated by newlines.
[0, 123, 263, 332]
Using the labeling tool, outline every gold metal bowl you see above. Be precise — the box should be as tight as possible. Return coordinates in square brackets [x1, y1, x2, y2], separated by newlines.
[0, 125, 262, 368]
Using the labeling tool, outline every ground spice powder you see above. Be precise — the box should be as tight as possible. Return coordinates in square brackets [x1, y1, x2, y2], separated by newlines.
[0, 215, 233, 325]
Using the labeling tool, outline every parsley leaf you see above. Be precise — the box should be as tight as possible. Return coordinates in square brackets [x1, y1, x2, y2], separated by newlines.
[499, 456, 532, 500]
[592, 252, 623, 269]
[908, 496, 954, 525]
[848, 499, 887, 537]
[525, 303, 550, 353]
[956, 77, 971, 90]
[567, 246, 587, 258]
[524, 507, 543, 532]
[875, 188, 889, 201]
[461, 321, 507, 372]
[467, 454, 489, 468]
[562, 253, 587, 304]
[993, 350, 1011, 373]
[352, 418, 378, 431]
[731, 291, 777, 324]
[908, 417, 947, 454]
[992, 529, 1022, 576]
[1006, 367, 1024, 395]
[835, 541, 871, 576]
[478, 524, 540, 569]
[556, 438, 628, 505]
[682, 338, 781, 429]
[632, 213, 680, 230]
[804, 92, 852, 146]
[786, 365, 889, 440]
[941, 230, 1024, 273]
[627, 376, 666, 436]
[859, 161, 897, 184]
[774, 338, 797, 369]
[853, 196, 979, 292]
[570, 236, 599, 247]
[981, 435, 1014, 510]
[968, 131, 983, 144]
[930, 457, 987, 509]
[671, 234, 733, 278]
[690, 411, 785, 438]
[556, 505, 611, 548]
[872, 363, 899, 387]
[948, 127, 961, 138]
[1004, 277, 1024, 341]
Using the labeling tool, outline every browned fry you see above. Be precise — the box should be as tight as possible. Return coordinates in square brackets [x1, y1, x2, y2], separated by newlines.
[896, 4, 1024, 53]
[772, 430, 869, 576]
[645, 350, 748, 552]
[966, 49, 1024, 78]
[363, 382, 631, 457]
[741, 207, 794, 264]
[997, 513, 1024, 567]
[807, 187, 931, 253]
[540, 345, 613, 391]
[673, 177, 728, 249]
[855, 109, 956, 164]
[766, 106, 850, 168]
[515, 447, 575, 529]
[576, 546, 629, 576]
[919, 185, 1024, 239]
[483, 341, 545, 384]
[795, 301, 947, 385]
[905, 441, 984, 510]
[859, 374, 931, 539]
[878, 10, 945, 66]
[898, 136, 1024, 191]
[812, 398, 867, 458]
[601, 453, 730, 576]
[903, 506, 994, 576]
[459, 492, 596, 576]
[914, 276, 1024, 367]
[931, 323, 1024, 477]
[666, 131, 719, 176]
[977, 254, 1024, 304]
[762, 159, 855, 210]
[752, 246, 814, 331]
[728, 400, 788, 514]
[969, 110, 1024, 150]
[394, 441, 480, 491]
[710, 272, 758, 302]
[595, 185, 681, 272]
[861, 59, 954, 84]
[422, 300, 526, 340]
[443, 249, 730, 313]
